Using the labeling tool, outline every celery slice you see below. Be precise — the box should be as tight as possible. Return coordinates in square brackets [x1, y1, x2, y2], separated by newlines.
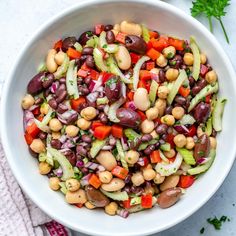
[107, 97, 125, 123]
[124, 129, 141, 141]
[99, 31, 119, 53]
[54, 55, 69, 79]
[205, 117, 212, 136]
[190, 36, 200, 81]
[149, 80, 159, 105]
[100, 189, 129, 201]
[141, 24, 150, 43]
[128, 197, 157, 213]
[86, 35, 99, 48]
[90, 139, 107, 158]
[74, 42, 83, 52]
[179, 114, 196, 125]
[59, 182, 67, 195]
[96, 96, 109, 105]
[116, 139, 128, 169]
[212, 98, 227, 132]
[160, 143, 171, 152]
[66, 60, 79, 99]
[130, 197, 141, 206]
[34, 107, 54, 132]
[176, 147, 196, 165]
[93, 48, 109, 72]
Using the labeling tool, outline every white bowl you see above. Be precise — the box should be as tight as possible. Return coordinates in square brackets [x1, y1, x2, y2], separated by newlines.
[1, 0, 236, 235]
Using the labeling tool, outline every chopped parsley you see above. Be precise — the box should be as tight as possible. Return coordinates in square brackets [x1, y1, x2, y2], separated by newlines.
[200, 227, 205, 234]
[86, 31, 93, 37]
[198, 150, 205, 156]
[103, 44, 108, 48]
[169, 60, 177, 66]
[207, 215, 230, 230]
[69, 80, 74, 86]
[167, 52, 174, 59]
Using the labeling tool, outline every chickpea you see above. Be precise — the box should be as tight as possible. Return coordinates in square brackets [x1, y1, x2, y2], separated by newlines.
[165, 68, 179, 81]
[210, 137, 217, 149]
[153, 173, 165, 184]
[183, 52, 194, 66]
[65, 125, 79, 137]
[156, 54, 167, 67]
[101, 178, 125, 192]
[150, 130, 158, 139]
[105, 202, 118, 216]
[125, 150, 140, 165]
[131, 172, 145, 186]
[163, 149, 176, 158]
[115, 45, 132, 70]
[49, 118, 63, 132]
[46, 49, 58, 73]
[120, 21, 142, 36]
[133, 88, 150, 111]
[172, 107, 185, 120]
[150, 68, 160, 75]
[40, 103, 50, 115]
[200, 53, 207, 64]
[39, 162, 51, 175]
[77, 118, 91, 130]
[65, 178, 80, 192]
[49, 177, 60, 191]
[205, 70, 217, 84]
[143, 168, 156, 181]
[162, 46, 176, 59]
[144, 185, 155, 195]
[98, 171, 113, 184]
[81, 107, 97, 121]
[173, 134, 187, 148]
[161, 115, 175, 126]
[30, 139, 46, 153]
[21, 94, 35, 109]
[65, 189, 87, 204]
[146, 107, 159, 121]
[54, 51, 66, 66]
[160, 175, 180, 191]
[155, 99, 167, 117]
[158, 86, 169, 99]
[113, 23, 120, 31]
[141, 119, 155, 134]
[85, 201, 96, 209]
[96, 151, 117, 171]
[52, 132, 61, 139]
[185, 137, 195, 149]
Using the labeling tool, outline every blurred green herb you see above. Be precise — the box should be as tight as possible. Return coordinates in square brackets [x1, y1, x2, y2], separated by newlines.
[207, 215, 230, 230]
[190, 0, 230, 43]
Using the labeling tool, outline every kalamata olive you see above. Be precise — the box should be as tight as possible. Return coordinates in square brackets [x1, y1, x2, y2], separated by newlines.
[194, 134, 210, 161]
[141, 134, 152, 142]
[159, 69, 166, 83]
[34, 97, 44, 105]
[98, 112, 108, 124]
[42, 73, 54, 88]
[82, 47, 93, 55]
[78, 31, 94, 45]
[106, 30, 115, 44]
[48, 98, 58, 109]
[85, 55, 95, 68]
[156, 124, 168, 135]
[105, 76, 121, 102]
[38, 131, 47, 140]
[157, 187, 182, 208]
[62, 37, 77, 52]
[116, 108, 141, 128]
[125, 35, 147, 54]
[165, 106, 173, 115]
[144, 144, 155, 155]
[174, 95, 186, 105]
[85, 185, 110, 207]
[56, 90, 67, 103]
[104, 24, 113, 31]
[59, 77, 66, 84]
[51, 139, 62, 149]
[63, 150, 76, 166]
[56, 103, 68, 114]
[76, 145, 87, 157]
[67, 113, 78, 124]
[27, 71, 45, 95]
[81, 134, 92, 143]
[188, 76, 195, 87]
[193, 102, 211, 123]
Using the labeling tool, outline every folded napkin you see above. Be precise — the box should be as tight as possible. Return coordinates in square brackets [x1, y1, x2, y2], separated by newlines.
[0, 142, 71, 236]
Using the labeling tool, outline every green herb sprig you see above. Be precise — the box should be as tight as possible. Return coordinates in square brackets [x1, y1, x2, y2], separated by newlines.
[191, 0, 230, 43]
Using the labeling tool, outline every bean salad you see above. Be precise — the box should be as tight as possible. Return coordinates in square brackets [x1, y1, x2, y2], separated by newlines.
[22, 20, 226, 218]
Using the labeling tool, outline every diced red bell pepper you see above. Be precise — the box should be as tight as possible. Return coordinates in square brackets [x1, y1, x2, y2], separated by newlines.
[81, 62, 90, 71]
[111, 166, 129, 180]
[141, 194, 153, 208]
[187, 125, 197, 137]
[89, 69, 99, 80]
[101, 72, 113, 84]
[136, 110, 147, 121]
[168, 37, 185, 51]
[138, 79, 146, 89]
[77, 69, 88, 78]
[26, 122, 40, 138]
[146, 48, 161, 60]
[152, 37, 169, 52]
[75, 203, 83, 208]
[147, 41, 153, 51]
[94, 126, 111, 140]
[178, 175, 195, 188]
[24, 132, 34, 145]
[111, 125, 123, 139]
[166, 134, 175, 148]
[115, 32, 127, 44]
[123, 199, 131, 209]
[146, 61, 155, 70]
[178, 86, 190, 97]
[142, 157, 149, 167]
[71, 97, 86, 111]
[130, 52, 141, 64]
[32, 106, 40, 116]
[150, 150, 162, 163]
[53, 39, 63, 51]
[91, 121, 104, 130]
[205, 94, 211, 104]
[67, 47, 81, 59]
[94, 24, 104, 35]
[89, 174, 101, 189]
[127, 91, 134, 101]
[139, 70, 152, 81]
[200, 64, 209, 77]
[149, 31, 159, 39]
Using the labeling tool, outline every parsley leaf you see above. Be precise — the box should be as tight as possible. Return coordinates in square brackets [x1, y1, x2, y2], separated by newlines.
[190, 0, 230, 43]
[200, 227, 205, 234]
[207, 215, 230, 230]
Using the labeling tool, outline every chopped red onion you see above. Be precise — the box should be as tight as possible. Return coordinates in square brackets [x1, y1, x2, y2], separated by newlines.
[29, 104, 39, 111]
[23, 110, 34, 130]
[86, 91, 99, 103]
[121, 137, 129, 151]
[57, 116, 67, 124]
[60, 148, 71, 154]
[50, 82, 59, 93]
[92, 75, 103, 92]
[89, 80, 96, 92]
[89, 128, 94, 135]
[137, 158, 145, 166]
[59, 135, 67, 143]
[174, 125, 189, 134]
[97, 165, 105, 172]
[104, 105, 109, 115]
[84, 162, 99, 170]
[121, 82, 126, 98]
[197, 157, 210, 164]
[109, 136, 116, 146]
[101, 145, 113, 150]
[61, 140, 75, 149]
[76, 160, 84, 168]
[80, 173, 92, 186]
[53, 167, 63, 177]
[117, 209, 129, 218]
[127, 101, 137, 110]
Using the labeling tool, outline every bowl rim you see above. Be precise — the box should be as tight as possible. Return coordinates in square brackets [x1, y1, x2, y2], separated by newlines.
[1, 0, 236, 235]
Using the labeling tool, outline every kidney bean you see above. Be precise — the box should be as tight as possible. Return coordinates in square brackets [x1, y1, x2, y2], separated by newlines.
[48, 98, 58, 109]
[106, 30, 115, 44]
[174, 95, 186, 106]
[51, 139, 62, 149]
[78, 85, 90, 96]
[63, 150, 76, 166]
[34, 97, 44, 105]
[81, 134, 92, 143]
[193, 102, 211, 123]
[159, 69, 166, 82]
[104, 24, 113, 31]
[85, 55, 95, 68]
[188, 76, 195, 88]
[62, 37, 77, 52]
[155, 142, 160, 149]
[82, 47, 93, 55]
[169, 55, 183, 69]
[125, 35, 147, 54]
[194, 134, 210, 161]
[77, 78, 83, 85]
[42, 73, 54, 89]
[85, 185, 110, 207]
[67, 113, 78, 124]
[144, 144, 155, 155]
[76, 145, 87, 157]
[156, 124, 168, 135]
[191, 86, 201, 96]
[59, 77, 66, 84]
[43, 88, 51, 98]
[38, 131, 47, 140]
[116, 108, 141, 128]
[56, 91, 67, 103]
[98, 112, 108, 124]
[78, 31, 94, 45]
[97, 104, 105, 111]
[197, 78, 207, 90]
[165, 106, 173, 115]
[56, 103, 68, 114]
[157, 187, 182, 208]
[141, 134, 152, 142]
[105, 76, 121, 102]
[84, 77, 91, 85]
[27, 71, 45, 95]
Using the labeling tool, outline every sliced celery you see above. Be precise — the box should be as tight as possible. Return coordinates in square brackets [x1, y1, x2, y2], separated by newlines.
[100, 189, 129, 201]
[90, 139, 107, 158]
[190, 36, 200, 81]
[93, 48, 109, 72]
[212, 98, 227, 132]
[176, 147, 196, 165]
[141, 24, 150, 42]
[116, 139, 128, 169]
[66, 60, 79, 99]
[149, 80, 159, 105]
[54, 55, 69, 79]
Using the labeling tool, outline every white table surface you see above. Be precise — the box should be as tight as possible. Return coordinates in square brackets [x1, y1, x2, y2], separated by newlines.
[1, 0, 236, 235]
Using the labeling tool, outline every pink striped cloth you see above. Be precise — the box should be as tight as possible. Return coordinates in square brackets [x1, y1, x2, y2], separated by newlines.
[0, 142, 70, 236]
